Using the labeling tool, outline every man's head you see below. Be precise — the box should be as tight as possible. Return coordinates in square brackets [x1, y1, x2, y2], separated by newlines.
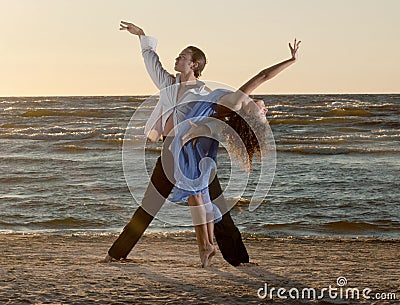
[174, 46, 206, 78]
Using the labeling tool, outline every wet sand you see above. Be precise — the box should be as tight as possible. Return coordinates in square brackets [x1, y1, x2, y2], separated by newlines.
[0, 233, 399, 304]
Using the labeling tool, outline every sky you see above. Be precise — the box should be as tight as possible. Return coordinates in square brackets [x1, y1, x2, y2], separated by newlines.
[0, 0, 399, 96]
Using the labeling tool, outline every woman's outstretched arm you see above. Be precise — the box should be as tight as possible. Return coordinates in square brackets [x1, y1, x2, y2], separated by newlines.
[239, 38, 300, 95]
[220, 39, 301, 110]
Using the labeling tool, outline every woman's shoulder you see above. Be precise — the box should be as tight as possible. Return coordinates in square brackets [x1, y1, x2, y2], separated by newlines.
[205, 88, 233, 100]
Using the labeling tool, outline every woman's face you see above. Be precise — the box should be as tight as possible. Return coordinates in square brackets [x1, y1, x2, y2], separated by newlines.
[174, 49, 195, 74]
[243, 99, 268, 123]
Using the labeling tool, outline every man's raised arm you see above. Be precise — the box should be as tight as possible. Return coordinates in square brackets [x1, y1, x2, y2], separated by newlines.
[120, 21, 175, 89]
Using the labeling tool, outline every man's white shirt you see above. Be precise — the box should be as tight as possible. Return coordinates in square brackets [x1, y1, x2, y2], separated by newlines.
[140, 36, 211, 141]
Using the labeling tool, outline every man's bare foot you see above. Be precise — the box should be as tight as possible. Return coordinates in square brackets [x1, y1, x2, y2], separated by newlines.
[99, 254, 114, 263]
[200, 245, 215, 268]
[237, 262, 258, 267]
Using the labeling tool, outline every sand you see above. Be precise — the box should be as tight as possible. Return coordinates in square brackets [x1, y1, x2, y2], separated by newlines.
[0, 233, 399, 304]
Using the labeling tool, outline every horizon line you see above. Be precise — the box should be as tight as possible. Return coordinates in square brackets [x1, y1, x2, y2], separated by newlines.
[1, 92, 399, 98]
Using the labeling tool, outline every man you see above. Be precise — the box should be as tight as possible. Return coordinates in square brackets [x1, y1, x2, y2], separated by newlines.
[103, 21, 249, 266]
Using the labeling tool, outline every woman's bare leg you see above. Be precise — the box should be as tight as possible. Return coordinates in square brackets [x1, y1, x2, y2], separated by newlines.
[206, 221, 216, 264]
[188, 194, 215, 267]
[207, 221, 214, 245]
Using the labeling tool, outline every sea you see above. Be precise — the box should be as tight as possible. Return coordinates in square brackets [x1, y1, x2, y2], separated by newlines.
[1, 94, 399, 239]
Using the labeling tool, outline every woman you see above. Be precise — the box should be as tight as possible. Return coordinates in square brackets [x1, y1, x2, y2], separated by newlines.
[167, 39, 301, 267]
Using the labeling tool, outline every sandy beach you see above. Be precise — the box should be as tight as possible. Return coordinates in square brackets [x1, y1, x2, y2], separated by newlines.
[0, 233, 398, 304]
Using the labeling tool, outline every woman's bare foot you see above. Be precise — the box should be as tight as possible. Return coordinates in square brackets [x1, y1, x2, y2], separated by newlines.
[200, 245, 216, 268]
[207, 245, 216, 266]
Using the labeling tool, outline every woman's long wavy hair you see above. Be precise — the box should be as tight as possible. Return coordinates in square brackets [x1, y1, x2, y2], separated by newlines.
[215, 104, 268, 172]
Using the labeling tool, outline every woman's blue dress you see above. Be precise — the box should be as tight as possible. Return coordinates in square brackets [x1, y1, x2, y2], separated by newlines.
[168, 89, 231, 223]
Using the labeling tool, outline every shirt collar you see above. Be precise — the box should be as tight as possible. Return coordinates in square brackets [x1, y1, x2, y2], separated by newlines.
[176, 74, 208, 95]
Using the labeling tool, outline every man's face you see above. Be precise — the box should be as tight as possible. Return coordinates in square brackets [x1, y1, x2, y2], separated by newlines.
[174, 49, 195, 73]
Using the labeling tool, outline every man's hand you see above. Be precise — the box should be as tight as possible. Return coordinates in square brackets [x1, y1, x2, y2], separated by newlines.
[147, 130, 161, 142]
[120, 21, 145, 36]
[181, 121, 211, 146]
[289, 38, 301, 60]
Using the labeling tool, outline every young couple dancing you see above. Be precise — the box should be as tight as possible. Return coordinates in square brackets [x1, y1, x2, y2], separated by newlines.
[103, 21, 300, 267]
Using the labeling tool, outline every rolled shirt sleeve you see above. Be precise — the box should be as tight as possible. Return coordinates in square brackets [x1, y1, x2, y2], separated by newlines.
[140, 36, 174, 90]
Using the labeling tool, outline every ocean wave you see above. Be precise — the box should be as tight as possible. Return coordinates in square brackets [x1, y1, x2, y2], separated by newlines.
[278, 133, 400, 145]
[333, 127, 373, 132]
[276, 146, 400, 155]
[27, 217, 106, 229]
[57, 145, 117, 152]
[323, 108, 371, 117]
[0, 123, 24, 128]
[269, 117, 362, 125]
[0, 156, 80, 164]
[0, 125, 130, 141]
[0, 131, 99, 141]
[319, 220, 399, 233]
[275, 100, 398, 115]
[264, 221, 304, 230]
[0, 216, 105, 228]
[21, 109, 118, 118]
[264, 220, 400, 235]
[0, 176, 61, 183]
[0, 98, 58, 104]
[278, 137, 348, 145]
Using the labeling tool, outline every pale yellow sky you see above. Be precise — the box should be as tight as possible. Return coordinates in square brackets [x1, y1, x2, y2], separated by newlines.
[0, 0, 399, 96]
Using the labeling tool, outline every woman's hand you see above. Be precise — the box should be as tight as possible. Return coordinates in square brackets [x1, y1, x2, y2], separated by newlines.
[181, 121, 211, 146]
[120, 21, 145, 36]
[289, 38, 301, 60]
